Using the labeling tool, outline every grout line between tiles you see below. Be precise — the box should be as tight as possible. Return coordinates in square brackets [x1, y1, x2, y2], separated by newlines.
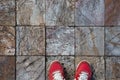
[74, 0, 75, 71]
[74, 25, 75, 75]
[45, 26, 47, 80]
[103, 24, 106, 80]
[15, 27, 17, 80]
[45, 0, 47, 79]
[15, 0, 17, 80]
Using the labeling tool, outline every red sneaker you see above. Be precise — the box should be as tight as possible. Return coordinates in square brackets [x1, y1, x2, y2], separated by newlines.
[48, 60, 65, 80]
[74, 61, 92, 80]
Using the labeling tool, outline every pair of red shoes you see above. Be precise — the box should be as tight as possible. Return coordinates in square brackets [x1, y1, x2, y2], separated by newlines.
[48, 60, 92, 80]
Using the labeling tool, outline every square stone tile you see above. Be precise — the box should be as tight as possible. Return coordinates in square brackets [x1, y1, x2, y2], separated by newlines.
[75, 56, 105, 80]
[105, 57, 120, 80]
[75, 0, 104, 26]
[16, 56, 45, 80]
[17, 0, 45, 25]
[105, 0, 120, 25]
[105, 27, 120, 56]
[46, 0, 74, 26]
[75, 27, 104, 55]
[46, 27, 74, 55]
[0, 0, 15, 25]
[0, 26, 15, 55]
[16, 26, 45, 55]
[46, 56, 74, 80]
[0, 56, 15, 80]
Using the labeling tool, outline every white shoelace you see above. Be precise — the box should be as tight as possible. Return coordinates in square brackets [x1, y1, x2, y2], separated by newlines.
[53, 71, 65, 80]
[78, 71, 88, 80]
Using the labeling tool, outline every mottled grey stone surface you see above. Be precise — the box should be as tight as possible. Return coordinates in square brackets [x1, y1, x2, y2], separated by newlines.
[75, 0, 104, 26]
[105, 0, 120, 25]
[105, 27, 120, 56]
[46, 27, 74, 55]
[75, 27, 104, 55]
[16, 56, 45, 80]
[16, 26, 45, 55]
[75, 56, 105, 80]
[0, 56, 15, 80]
[46, 0, 74, 26]
[0, 0, 15, 25]
[17, 0, 45, 25]
[46, 56, 74, 80]
[105, 57, 120, 80]
[0, 26, 15, 55]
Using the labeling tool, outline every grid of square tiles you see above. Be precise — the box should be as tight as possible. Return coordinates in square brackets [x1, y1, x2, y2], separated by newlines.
[0, 0, 120, 80]
[0, 0, 120, 26]
[0, 26, 120, 80]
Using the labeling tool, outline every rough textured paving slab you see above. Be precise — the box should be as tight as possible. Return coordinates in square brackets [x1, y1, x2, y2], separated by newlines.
[0, 0, 15, 25]
[46, 56, 74, 80]
[105, 27, 120, 56]
[46, 0, 74, 26]
[17, 0, 45, 25]
[0, 26, 15, 55]
[75, 27, 104, 55]
[75, 0, 104, 26]
[16, 56, 45, 80]
[105, 57, 120, 80]
[105, 0, 120, 25]
[75, 56, 105, 80]
[0, 56, 15, 80]
[16, 26, 45, 55]
[46, 27, 74, 55]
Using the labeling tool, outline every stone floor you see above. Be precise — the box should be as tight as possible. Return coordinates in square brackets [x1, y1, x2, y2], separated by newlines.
[0, 0, 120, 80]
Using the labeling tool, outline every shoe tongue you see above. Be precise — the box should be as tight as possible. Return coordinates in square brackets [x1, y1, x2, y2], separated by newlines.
[78, 71, 88, 80]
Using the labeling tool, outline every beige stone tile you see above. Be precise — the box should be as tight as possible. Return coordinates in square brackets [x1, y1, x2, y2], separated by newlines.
[17, 0, 45, 25]
[0, 26, 15, 55]
[105, 0, 120, 25]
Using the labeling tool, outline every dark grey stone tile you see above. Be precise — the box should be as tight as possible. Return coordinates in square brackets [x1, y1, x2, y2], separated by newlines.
[16, 56, 45, 80]
[0, 0, 15, 25]
[105, 27, 120, 56]
[105, 57, 120, 80]
[0, 56, 15, 80]
[75, 0, 104, 26]
[75, 27, 104, 55]
[16, 26, 45, 55]
[46, 0, 74, 26]
[46, 27, 74, 55]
